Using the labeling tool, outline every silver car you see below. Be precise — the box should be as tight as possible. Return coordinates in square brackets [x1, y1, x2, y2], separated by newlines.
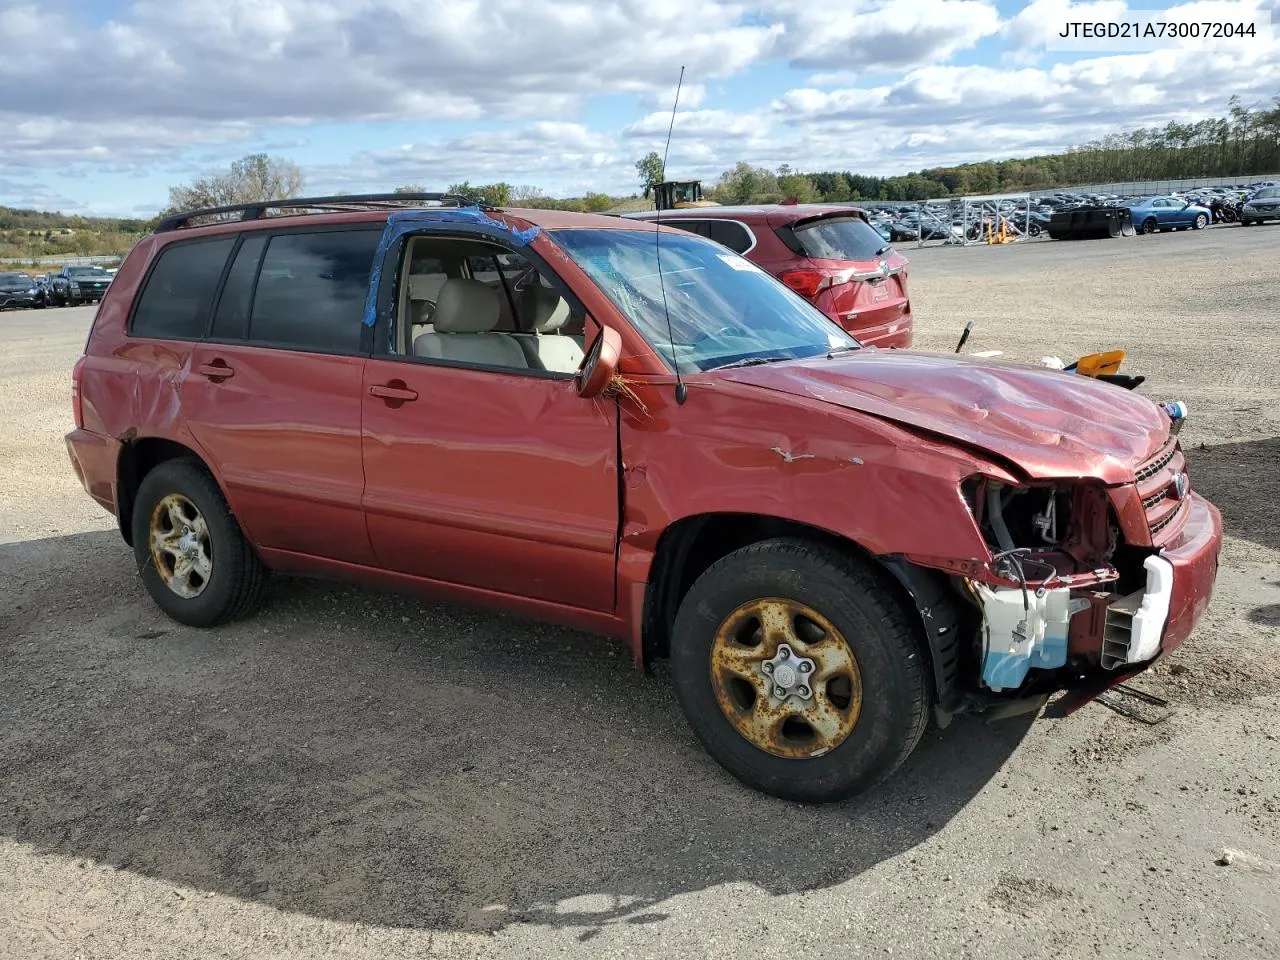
[1240, 186, 1280, 226]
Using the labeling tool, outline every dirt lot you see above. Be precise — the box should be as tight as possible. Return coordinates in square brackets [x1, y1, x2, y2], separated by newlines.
[2, 226, 1278, 959]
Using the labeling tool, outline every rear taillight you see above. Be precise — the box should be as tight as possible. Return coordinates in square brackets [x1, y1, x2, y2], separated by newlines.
[71, 355, 86, 429]
[779, 266, 867, 301]
[779, 268, 834, 300]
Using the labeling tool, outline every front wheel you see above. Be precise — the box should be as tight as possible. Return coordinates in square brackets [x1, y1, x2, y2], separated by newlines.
[131, 458, 268, 627]
[1193, 214, 1208, 230]
[670, 538, 931, 803]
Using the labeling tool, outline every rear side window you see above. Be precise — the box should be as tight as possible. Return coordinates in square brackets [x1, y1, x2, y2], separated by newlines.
[210, 235, 267, 340]
[705, 220, 753, 254]
[130, 238, 235, 339]
[247, 230, 380, 353]
[667, 220, 711, 240]
[791, 216, 888, 262]
[663, 219, 753, 254]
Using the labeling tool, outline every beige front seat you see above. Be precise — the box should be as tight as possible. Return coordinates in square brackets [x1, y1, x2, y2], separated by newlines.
[412, 278, 529, 368]
[520, 283, 585, 373]
[407, 273, 444, 327]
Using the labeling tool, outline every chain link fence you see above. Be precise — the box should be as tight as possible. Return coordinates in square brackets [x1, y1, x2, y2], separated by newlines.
[1031, 174, 1280, 197]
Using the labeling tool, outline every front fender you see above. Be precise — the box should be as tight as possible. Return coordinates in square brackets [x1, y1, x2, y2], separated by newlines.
[617, 379, 1005, 574]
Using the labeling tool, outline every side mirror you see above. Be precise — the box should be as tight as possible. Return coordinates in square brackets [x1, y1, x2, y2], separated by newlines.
[577, 326, 623, 399]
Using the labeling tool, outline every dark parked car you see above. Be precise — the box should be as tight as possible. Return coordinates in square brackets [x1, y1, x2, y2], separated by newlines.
[1240, 186, 1280, 225]
[627, 204, 913, 348]
[0, 271, 44, 309]
[50, 265, 113, 306]
[67, 192, 1221, 802]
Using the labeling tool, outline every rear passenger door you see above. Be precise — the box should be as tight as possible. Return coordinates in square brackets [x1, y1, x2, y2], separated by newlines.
[181, 227, 380, 565]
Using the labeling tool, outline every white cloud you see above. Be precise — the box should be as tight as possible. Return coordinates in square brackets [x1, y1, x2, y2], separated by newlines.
[0, 0, 776, 126]
[764, 0, 1002, 69]
[771, 42, 1280, 130]
[2, 0, 1279, 213]
[1003, 0, 1131, 52]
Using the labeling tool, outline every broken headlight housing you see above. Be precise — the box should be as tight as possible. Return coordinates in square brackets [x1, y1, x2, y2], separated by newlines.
[962, 476, 1118, 576]
[963, 478, 1071, 554]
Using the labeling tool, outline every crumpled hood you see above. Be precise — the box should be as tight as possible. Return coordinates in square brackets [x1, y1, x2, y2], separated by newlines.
[721, 351, 1170, 484]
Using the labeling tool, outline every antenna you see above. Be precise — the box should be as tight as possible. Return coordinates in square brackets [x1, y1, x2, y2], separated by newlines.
[655, 66, 688, 405]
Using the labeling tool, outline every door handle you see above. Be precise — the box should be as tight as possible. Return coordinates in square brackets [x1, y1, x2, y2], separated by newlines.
[197, 360, 234, 380]
[369, 382, 418, 403]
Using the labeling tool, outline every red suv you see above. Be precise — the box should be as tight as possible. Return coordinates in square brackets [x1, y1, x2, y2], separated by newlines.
[626, 204, 913, 348]
[66, 193, 1221, 802]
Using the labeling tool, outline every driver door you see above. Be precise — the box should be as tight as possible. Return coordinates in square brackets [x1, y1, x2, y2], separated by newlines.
[359, 232, 620, 612]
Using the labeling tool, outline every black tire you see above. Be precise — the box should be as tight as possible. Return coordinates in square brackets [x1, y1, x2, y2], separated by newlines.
[1028, 223, 1041, 237]
[1141, 217, 1157, 234]
[670, 538, 930, 803]
[131, 458, 268, 627]
[1193, 214, 1208, 230]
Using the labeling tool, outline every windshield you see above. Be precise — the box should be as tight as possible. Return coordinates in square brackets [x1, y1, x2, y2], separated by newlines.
[793, 215, 889, 261]
[68, 266, 109, 277]
[0, 273, 33, 285]
[1253, 187, 1280, 199]
[552, 228, 856, 373]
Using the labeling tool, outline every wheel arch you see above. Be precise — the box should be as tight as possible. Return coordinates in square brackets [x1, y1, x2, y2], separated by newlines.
[638, 512, 964, 713]
[116, 436, 216, 546]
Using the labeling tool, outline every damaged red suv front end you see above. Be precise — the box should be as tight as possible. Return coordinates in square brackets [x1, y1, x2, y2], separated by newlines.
[711, 349, 1222, 719]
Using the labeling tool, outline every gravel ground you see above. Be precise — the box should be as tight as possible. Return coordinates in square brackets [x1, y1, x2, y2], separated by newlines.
[2, 225, 1278, 959]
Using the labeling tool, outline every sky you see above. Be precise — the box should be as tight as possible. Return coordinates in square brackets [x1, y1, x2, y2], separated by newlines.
[1, 0, 1278, 217]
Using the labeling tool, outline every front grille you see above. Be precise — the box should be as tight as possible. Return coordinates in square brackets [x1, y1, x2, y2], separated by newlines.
[1135, 439, 1176, 483]
[1142, 488, 1169, 511]
[1150, 499, 1186, 535]
[1135, 436, 1188, 543]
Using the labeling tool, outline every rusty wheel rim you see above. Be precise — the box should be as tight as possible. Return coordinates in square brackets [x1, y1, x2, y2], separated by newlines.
[149, 494, 212, 599]
[710, 598, 863, 759]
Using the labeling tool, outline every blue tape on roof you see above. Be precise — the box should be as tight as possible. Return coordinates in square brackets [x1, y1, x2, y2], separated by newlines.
[362, 208, 541, 327]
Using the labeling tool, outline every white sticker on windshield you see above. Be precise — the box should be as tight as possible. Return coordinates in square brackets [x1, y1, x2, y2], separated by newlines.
[718, 254, 762, 272]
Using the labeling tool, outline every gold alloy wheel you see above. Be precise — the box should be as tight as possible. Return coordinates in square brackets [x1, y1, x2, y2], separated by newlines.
[709, 598, 863, 759]
[149, 494, 213, 599]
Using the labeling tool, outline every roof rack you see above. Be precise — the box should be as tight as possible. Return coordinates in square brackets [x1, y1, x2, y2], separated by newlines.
[153, 192, 490, 233]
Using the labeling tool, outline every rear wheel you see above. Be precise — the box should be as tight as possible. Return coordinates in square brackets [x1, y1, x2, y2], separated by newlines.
[1141, 217, 1158, 234]
[131, 459, 268, 627]
[670, 538, 930, 803]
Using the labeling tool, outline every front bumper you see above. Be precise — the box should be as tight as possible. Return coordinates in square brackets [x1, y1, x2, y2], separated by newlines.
[975, 493, 1222, 694]
[1155, 492, 1222, 651]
